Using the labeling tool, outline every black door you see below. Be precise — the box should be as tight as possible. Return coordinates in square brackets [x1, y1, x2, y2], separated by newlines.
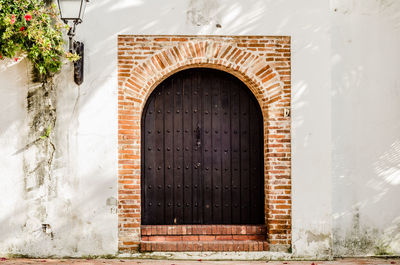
[141, 68, 264, 225]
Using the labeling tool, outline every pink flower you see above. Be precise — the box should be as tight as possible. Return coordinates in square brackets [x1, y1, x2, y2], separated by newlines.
[14, 58, 19, 62]
[19, 26, 25, 31]
[25, 13, 32, 21]
[11, 14, 15, 24]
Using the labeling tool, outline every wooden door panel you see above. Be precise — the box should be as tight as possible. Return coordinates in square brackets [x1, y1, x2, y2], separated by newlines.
[142, 68, 264, 225]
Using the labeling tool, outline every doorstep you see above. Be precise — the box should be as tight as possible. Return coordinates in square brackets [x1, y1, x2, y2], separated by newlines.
[140, 224, 269, 252]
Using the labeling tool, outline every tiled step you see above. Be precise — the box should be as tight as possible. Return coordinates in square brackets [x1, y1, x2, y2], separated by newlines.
[141, 225, 267, 237]
[141, 234, 266, 241]
[140, 240, 269, 252]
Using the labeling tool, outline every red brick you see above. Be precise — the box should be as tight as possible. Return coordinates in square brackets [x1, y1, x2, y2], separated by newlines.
[181, 235, 199, 241]
[164, 235, 182, 241]
[215, 235, 232, 240]
[199, 235, 215, 241]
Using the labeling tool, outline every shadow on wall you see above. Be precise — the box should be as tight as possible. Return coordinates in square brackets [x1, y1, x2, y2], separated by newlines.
[56, 0, 327, 149]
[0, 59, 29, 138]
[331, 0, 400, 256]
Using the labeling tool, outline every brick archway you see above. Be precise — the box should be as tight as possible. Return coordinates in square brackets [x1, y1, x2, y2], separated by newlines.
[118, 35, 291, 252]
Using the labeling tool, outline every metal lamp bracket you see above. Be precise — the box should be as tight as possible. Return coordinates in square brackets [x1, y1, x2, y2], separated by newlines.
[66, 20, 84, 85]
[73, 41, 84, 85]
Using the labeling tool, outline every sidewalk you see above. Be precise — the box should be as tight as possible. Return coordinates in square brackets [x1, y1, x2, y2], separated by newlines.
[0, 258, 399, 265]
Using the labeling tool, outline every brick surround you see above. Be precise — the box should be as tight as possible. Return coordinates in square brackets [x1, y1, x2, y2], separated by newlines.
[118, 35, 291, 252]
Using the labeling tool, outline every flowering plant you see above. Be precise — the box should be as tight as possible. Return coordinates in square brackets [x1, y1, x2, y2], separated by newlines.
[0, 0, 71, 81]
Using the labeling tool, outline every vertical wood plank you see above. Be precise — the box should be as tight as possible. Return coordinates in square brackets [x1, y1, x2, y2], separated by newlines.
[164, 80, 174, 224]
[173, 77, 184, 224]
[230, 81, 241, 224]
[192, 71, 202, 224]
[221, 76, 232, 224]
[249, 95, 264, 224]
[239, 87, 251, 223]
[202, 72, 213, 224]
[154, 85, 165, 223]
[211, 71, 222, 223]
[143, 96, 156, 224]
[183, 72, 193, 223]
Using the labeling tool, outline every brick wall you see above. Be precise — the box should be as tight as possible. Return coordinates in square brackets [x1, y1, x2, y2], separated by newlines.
[118, 35, 291, 252]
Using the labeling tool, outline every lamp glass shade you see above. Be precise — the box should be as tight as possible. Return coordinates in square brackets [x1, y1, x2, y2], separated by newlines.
[58, 0, 87, 21]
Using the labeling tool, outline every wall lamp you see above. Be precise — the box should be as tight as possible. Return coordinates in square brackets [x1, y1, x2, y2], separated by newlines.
[57, 0, 89, 85]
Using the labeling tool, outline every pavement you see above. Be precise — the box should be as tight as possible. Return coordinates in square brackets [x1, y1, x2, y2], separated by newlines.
[0, 258, 399, 265]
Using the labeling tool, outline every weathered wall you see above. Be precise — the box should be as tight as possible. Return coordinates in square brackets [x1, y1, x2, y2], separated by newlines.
[83, 0, 332, 258]
[0, 60, 118, 257]
[331, 0, 400, 256]
[0, 59, 29, 255]
[0, 0, 397, 258]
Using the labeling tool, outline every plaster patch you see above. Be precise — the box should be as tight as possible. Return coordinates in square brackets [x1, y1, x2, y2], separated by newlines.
[106, 197, 117, 207]
[292, 228, 332, 259]
[307, 231, 331, 245]
[186, 0, 221, 26]
[106, 197, 118, 214]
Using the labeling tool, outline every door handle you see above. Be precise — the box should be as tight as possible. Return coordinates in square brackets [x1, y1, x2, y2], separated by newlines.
[196, 125, 201, 147]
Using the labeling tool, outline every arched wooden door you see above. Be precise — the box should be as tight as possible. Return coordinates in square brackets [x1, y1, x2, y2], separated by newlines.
[141, 68, 264, 225]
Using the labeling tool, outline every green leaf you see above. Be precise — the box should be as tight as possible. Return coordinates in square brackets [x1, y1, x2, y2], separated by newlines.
[40, 125, 52, 139]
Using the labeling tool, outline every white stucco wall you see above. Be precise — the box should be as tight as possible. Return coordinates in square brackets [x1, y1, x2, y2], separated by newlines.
[331, 0, 400, 256]
[0, 0, 398, 258]
[0, 59, 29, 255]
